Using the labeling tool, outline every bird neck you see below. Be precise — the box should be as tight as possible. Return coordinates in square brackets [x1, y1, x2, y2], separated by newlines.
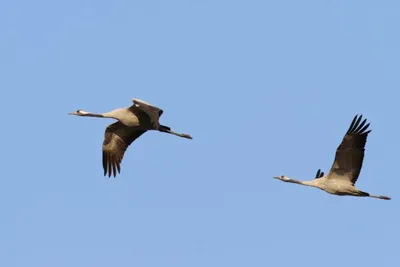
[286, 178, 315, 187]
[82, 112, 105, 118]
[78, 110, 119, 119]
[102, 109, 125, 120]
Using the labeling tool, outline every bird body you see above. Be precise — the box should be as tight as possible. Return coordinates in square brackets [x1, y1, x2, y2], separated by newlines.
[274, 115, 391, 200]
[69, 98, 192, 177]
[102, 108, 141, 127]
[296, 178, 360, 196]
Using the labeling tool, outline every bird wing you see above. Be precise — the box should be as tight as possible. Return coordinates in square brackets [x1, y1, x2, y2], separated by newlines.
[326, 115, 371, 185]
[132, 98, 163, 127]
[314, 169, 324, 179]
[102, 121, 146, 177]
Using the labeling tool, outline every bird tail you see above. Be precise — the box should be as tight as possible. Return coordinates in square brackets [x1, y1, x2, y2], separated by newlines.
[358, 191, 370, 197]
[159, 125, 171, 132]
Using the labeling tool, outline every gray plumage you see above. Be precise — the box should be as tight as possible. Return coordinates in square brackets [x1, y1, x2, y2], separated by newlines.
[274, 115, 391, 200]
[69, 98, 192, 177]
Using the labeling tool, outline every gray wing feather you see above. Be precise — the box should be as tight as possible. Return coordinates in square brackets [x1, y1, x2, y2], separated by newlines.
[132, 99, 163, 127]
[102, 122, 146, 177]
[326, 115, 371, 185]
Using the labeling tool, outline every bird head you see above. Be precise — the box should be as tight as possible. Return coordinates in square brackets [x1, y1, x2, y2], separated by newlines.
[68, 109, 89, 116]
[273, 175, 290, 181]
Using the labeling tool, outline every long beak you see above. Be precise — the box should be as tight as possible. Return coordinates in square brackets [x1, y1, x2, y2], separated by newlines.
[273, 176, 280, 179]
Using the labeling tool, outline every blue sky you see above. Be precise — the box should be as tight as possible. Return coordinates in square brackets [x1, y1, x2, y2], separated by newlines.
[1, 0, 399, 266]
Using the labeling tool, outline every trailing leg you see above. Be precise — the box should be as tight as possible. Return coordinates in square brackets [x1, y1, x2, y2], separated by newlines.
[359, 190, 391, 200]
[158, 125, 193, 139]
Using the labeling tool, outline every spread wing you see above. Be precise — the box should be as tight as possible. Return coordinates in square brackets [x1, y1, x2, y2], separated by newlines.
[326, 115, 371, 185]
[314, 169, 324, 179]
[132, 98, 163, 127]
[102, 121, 146, 177]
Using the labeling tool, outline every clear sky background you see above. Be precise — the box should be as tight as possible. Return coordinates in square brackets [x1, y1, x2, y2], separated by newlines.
[1, 0, 399, 266]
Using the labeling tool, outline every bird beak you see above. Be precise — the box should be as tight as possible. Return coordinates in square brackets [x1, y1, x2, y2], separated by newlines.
[273, 176, 280, 179]
[68, 111, 78, 115]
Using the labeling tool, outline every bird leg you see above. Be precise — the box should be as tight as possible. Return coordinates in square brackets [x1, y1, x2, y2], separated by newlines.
[357, 190, 391, 200]
[366, 194, 391, 200]
[158, 125, 193, 139]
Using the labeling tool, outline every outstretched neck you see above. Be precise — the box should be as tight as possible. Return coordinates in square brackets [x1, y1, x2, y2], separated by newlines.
[83, 110, 120, 119]
[285, 178, 315, 187]
[82, 112, 104, 118]
[69, 109, 124, 121]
